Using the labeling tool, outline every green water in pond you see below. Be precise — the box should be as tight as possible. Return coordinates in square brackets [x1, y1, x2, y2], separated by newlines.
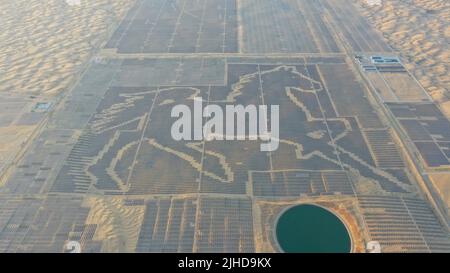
[276, 204, 351, 253]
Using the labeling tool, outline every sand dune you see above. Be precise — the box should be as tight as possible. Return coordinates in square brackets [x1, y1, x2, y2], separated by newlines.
[85, 197, 145, 253]
[356, 0, 450, 115]
[0, 0, 134, 97]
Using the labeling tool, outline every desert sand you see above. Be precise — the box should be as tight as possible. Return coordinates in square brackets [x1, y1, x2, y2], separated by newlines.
[357, 0, 450, 115]
[429, 173, 450, 212]
[0, 0, 134, 96]
[0, 126, 34, 181]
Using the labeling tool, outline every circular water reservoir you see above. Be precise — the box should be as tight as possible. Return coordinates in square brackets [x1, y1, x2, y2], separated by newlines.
[275, 204, 351, 253]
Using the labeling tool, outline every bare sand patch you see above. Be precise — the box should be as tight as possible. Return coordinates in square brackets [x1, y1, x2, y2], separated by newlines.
[429, 173, 450, 212]
[0, 0, 135, 97]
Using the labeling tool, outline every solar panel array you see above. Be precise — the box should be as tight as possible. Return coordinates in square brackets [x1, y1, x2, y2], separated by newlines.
[387, 103, 450, 168]
[252, 170, 354, 197]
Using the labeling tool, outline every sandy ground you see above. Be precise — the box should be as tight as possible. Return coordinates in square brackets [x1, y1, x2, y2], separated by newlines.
[0, 126, 34, 176]
[429, 173, 450, 212]
[356, 0, 450, 115]
[0, 0, 135, 97]
[0, 0, 447, 253]
[0, 0, 135, 183]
